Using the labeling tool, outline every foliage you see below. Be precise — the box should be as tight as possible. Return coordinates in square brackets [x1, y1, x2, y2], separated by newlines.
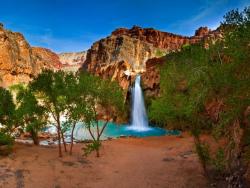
[149, 44, 212, 130]
[0, 87, 15, 133]
[83, 140, 101, 157]
[0, 132, 14, 146]
[28, 69, 124, 157]
[181, 43, 191, 50]
[77, 71, 124, 157]
[155, 49, 166, 57]
[30, 70, 69, 156]
[15, 85, 47, 145]
[0, 132, 14, 155]
[222, 6, 250, 26]
[212, 148, 226, 173]
[195, 141, 210, 172]
[149, 7, 250, 186]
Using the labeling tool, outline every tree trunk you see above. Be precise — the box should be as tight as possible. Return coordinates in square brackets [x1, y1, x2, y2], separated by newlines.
[96, 137, 100, 158]
[61, 130, 67, 152]
[96, 148, 100, 157]
[56, 116, 62, 157]
[57, 125, 62, 157]
[31, 130, 39, 145]
[95, 121, 109, 158]
[193, 135, 208, 175]
[70, 122, 76, 155]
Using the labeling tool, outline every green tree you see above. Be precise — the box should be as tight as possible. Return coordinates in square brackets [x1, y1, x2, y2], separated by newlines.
[0, 87, 15, 133]
[79, 72, 124, 157]
[63, 72, 88, 155]
[149, 44, 210, 130]
[30, 70, 68, 157]
[0, 87, 15, 154]
[15, 85, 47, 145]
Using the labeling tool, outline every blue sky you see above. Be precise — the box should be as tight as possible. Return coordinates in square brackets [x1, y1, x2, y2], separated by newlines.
[1, 0, 249, 53]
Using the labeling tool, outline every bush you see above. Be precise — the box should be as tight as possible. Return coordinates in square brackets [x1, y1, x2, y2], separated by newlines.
[0, 132, 14, 155]
[149, 6, 250, 187]
[83, 140, 101, 157]
[195, 141, 210, 172]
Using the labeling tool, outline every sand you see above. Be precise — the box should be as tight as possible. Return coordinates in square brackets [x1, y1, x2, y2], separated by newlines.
[0, 133, 208, 188]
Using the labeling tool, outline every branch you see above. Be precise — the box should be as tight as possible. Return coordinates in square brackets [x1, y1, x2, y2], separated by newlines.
[96, 120, 100, 138]
[217, 50, 223, 64]
[45, 103, 58, 124]
[99, 121, 109, 138]
[87, 126, 96, 141]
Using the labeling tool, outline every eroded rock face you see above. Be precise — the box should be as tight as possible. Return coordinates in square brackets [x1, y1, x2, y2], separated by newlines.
[83, 34, 165, 74]
[111, 26, 211, 50]
[32, 47, 62, 70]
[82, 26, 221, 95]
[0, 24, 61, 87]
[58, 51, 86, 72]
[141, 57, 165, 97]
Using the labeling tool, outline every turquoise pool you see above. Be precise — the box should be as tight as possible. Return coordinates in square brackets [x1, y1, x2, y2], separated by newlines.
[102, 122, 180, 138]
[45, 121, 181, 141]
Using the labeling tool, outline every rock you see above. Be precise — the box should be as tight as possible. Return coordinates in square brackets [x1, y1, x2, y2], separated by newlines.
[81, 26, 221, 97]
[112, 26, 204, 49]
[0, 25, 62, 87]
[141, 57, 165, 97]
[32, 47, 62, 70]
[58, 51, 87, 72]
[83, 34, 161, 74]
[195, 27, 210, 37]
[0, 24, 222, 96]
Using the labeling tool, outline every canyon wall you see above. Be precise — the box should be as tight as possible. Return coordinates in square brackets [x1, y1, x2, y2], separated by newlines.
[0, 23, 221, 93]
[0, 24, 61, 87]
[58, 51, 86, 72]
[81, 26, 222, 95]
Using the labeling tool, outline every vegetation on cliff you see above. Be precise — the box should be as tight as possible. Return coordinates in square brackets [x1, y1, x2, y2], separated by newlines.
[149, 7, 250, 187]
[0, 4, 249, 187]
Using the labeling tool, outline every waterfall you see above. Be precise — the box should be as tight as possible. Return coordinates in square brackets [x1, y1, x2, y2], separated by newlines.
[128, 75, 150, 131]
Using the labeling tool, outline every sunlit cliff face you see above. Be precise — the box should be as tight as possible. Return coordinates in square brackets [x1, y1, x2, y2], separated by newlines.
[0, 24, 61, 87]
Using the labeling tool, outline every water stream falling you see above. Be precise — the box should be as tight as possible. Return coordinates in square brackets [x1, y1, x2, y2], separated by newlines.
[41, 74, 177, 145]
[128, 75, 151, 131]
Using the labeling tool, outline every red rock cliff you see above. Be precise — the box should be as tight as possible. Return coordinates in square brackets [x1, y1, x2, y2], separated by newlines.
[0, 24, 62, 87]
[82, 26, 221, 95]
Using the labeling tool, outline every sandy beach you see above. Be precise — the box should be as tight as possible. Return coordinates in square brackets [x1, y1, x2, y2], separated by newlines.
[0, 133, 212, 188]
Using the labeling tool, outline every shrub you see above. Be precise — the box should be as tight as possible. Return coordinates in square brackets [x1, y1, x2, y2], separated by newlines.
[149, 6, 250, 187]
[0, 132, 14, 155]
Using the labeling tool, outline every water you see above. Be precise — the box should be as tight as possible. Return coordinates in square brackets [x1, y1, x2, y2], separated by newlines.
[100, 74, 179, 138]
[128, 75, 150, 131]
[43, 121, 179, 144]
[43, 74, 180, 142]
[103, 122, 180, 138]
